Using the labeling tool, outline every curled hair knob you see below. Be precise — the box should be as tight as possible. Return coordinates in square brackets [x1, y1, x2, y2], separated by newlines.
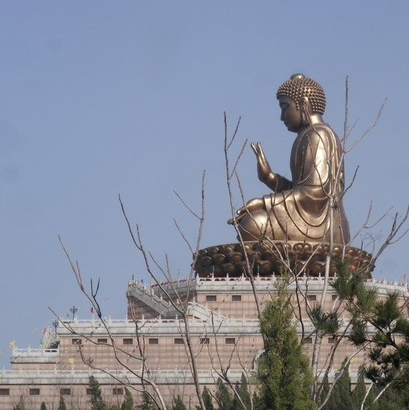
[291, 73, 305, 80]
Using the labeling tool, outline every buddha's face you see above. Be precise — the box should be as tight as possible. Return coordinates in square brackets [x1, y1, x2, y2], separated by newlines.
[279, 96, 303, 133]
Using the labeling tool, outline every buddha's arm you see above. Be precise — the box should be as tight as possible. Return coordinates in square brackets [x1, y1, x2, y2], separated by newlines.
[263, 172, 293, 192]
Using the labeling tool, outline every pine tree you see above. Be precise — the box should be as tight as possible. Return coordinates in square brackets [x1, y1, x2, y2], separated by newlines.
[202, 386, 215, 410]
[88, 376, 105, 410]
[371, 385, 409, 410]
[256, 281, 315, 410]
[13, 396, 25, 410]
[320, 363, 354, 410]
[333, 363, 354, 410]
[317, 374, 330, 409]
[196, 386, 215, 410]
[252, 391, 265, 410]
[365, 386, 379, 410]
[138, 391, 158, 410]
[332, 264, 409, 405]
[122, 387, 134, 410]
[172, 394, 187, 410]
[349, 290, 409, 388]
[232, 374, 251, 410]
[325, 386, 340, 410]
[40, 402, 47, 410]
[58, 396, 67, 410]
[215, 378, 233, 410]
[352, 368, 366, 410]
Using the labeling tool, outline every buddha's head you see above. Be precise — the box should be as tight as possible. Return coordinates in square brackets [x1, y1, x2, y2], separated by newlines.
[276, 74, 326, 132]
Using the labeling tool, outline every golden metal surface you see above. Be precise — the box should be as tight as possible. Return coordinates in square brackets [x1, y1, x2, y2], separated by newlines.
[229, 74, 350, 244]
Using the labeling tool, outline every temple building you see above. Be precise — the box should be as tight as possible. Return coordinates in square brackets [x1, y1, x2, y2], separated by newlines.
[0, 269, 407, 410]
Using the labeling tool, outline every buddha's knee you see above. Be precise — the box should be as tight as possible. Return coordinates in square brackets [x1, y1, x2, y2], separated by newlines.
[237, 209, 270, 241]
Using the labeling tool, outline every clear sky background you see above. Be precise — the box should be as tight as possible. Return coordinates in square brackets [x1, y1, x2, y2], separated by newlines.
[1, 1, 409, 368]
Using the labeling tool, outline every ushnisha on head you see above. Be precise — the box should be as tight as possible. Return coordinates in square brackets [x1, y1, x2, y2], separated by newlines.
[276, 73, 326, 115]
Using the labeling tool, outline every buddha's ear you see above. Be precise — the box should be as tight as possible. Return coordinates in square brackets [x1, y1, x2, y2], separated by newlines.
[301, 97, 313, 122]
[301, 97, 312, 114]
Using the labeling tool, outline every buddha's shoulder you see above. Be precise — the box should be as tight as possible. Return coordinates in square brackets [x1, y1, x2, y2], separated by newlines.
[300, 123, 337, 139]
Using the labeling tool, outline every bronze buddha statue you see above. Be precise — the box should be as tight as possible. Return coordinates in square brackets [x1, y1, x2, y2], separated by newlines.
[229, 74, 350, 245]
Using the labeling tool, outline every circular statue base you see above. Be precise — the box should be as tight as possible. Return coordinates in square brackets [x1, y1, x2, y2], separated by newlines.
[194, 241, 373, 278]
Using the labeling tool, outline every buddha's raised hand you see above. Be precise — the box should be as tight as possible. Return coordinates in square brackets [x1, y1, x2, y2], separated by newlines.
[251, 142, 273, 184]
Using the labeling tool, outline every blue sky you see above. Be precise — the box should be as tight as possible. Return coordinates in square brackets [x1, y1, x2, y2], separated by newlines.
[1, 1, 409, 367]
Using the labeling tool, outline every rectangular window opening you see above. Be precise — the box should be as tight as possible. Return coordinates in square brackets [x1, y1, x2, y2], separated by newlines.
[72, 338, 82, 345]
[60, 388, 71, 395]
[148, 338, 159, 345]
[206, 295, 217, 302]
[123, 338, 133, 345]
[0, 389, 10, 396]
[29, 388, 40, 396]
[97, 338, 108, 344]
[113, 388, 124, 395]
[200, 337, 210, 345]
[174, 338, 184, 345]
[225, 338, 236, 345]
[232, 295, 242, 302]
[307, 295, 317, 302]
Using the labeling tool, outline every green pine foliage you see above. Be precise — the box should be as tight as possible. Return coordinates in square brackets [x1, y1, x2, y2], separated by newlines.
[203, 387, 215, 410]
[317, 374, 330, 408]
[364, 386, 379, 410]
[359, 384, 409, 410]
[331, 262, 409, 402]
[88, 376, 106, 410]
[215, 378, 234, 410]
[138, 391, 158, 410]
[232, 374, 251, 410]
[309, 305, 340, 336]
[121, 388, 134, 410]
[327, 363, 354, 410]
[58, 396, 67, 410]
[40, 402, 48, 410]
[351, 368, 366, 410]
[256, 281, 315, 410]
[349, 289, 409, 389]
[330, 262, 367, 302]
[13, 396, 26, 410]
[252, 391, 265, 410]
[196, 387, 215, 410]
[171, 394, 187, 410]
[325, 384, 340, 410]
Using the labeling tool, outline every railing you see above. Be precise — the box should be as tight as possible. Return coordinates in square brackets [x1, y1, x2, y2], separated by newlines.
[11, 347, 59, 357]
[0, 367, 244, 383]
[0, 367, 361, 384]
[127, 282, 175, 317]
[11, 347, 60, 363]
[129, 274, 407, 289]
[58, 315, 259, 328]
[196, 274, 407, 287]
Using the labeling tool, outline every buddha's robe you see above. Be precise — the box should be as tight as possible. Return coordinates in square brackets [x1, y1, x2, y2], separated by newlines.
[238, 123, 350, 244]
